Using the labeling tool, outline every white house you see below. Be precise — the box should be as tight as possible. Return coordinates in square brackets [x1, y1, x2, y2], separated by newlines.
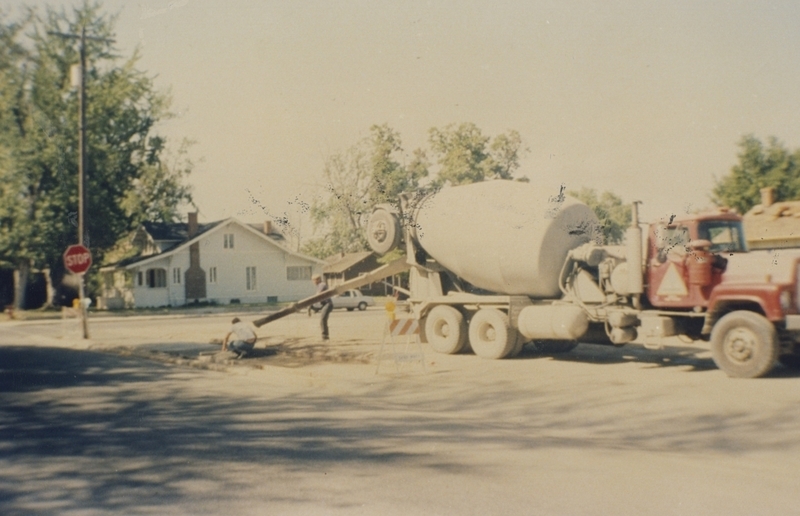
[99, 213, 324, 308]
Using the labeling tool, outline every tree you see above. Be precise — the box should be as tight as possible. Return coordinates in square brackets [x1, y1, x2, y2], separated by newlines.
[303, 124, 427, 259]
[428, 122, 526, 186]
[0, 4, 193, 308]
[568, 187, 631, 244]
[713, 135, 800, 214]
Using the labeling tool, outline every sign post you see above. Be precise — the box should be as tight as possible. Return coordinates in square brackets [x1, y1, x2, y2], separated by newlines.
[64, 244, 92, 339]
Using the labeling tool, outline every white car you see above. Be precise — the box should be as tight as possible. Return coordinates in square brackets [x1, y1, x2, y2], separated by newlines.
[309, 289, 375, 314]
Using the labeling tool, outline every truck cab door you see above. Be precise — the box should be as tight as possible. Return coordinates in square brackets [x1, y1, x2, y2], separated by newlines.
[647, 225, 694, 308]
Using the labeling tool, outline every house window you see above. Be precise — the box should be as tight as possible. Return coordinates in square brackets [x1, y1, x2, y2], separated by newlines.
[287, 266, 312, 281]
[246, 266, 257, 291]
[224, 233, 234, 249]
[146, 268, 167, 288]
[137, 271, 143, 286]
[173, 267, 181, 284]
[209, 267, 217, 284]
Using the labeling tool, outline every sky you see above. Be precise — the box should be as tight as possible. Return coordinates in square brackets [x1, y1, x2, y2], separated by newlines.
[12, 0, 800, 243]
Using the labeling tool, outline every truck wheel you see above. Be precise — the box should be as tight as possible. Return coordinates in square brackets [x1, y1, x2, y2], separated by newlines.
[530, 340, 580, 354]
[358, 302, 367, 311]
[367, 208, 401, 255]
[710, 311, 778, 378]
[424, 305, 467, 354]
[469, 308, 518, 359]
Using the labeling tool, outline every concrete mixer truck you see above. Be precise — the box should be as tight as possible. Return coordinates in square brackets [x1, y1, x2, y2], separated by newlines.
[365, 180, 800, 378]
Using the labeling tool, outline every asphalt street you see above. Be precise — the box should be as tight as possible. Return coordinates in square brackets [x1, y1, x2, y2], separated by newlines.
[2, 310, 800, 515]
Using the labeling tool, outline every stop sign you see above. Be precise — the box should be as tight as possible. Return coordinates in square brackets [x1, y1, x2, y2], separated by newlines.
[64, 244, 92, 275]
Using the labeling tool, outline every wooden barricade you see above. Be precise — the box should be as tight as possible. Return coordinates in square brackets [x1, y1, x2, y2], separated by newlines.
[375, 300, 426, 374]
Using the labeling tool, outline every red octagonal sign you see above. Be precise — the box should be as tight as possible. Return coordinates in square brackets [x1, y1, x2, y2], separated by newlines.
[64, 244, 92, 275]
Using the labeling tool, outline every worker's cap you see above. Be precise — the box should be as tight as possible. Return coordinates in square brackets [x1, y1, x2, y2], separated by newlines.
[312, 274, 322, 280]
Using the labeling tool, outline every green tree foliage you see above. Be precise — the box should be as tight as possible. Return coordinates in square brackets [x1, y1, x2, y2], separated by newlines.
[568, 187, 631, 244]
[305, 122, 529, 258]
[302, 124, 428, 259]
[428, 122, 525, 186]
[712, 135, 800, 214]
[0, 4, 193, 307]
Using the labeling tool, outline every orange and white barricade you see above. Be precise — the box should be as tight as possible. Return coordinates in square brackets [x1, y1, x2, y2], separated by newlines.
[375, 300, 426, 374]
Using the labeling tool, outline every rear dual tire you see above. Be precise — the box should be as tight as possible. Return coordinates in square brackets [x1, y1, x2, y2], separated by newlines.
[424, 305, 468, 355]
[468, 308, 519, 359]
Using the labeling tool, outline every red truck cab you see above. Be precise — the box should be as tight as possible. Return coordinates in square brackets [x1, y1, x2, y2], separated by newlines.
[646, 210, 746, 311]
[643, 210, 800, 377]
[645, 209, 800, 325]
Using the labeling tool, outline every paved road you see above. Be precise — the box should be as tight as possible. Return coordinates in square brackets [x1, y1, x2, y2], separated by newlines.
[2, 311, 800, 515]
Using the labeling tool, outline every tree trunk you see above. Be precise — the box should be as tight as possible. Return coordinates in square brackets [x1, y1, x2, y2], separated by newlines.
[13, 259, 30, 310]
[43, 268, 55, 308]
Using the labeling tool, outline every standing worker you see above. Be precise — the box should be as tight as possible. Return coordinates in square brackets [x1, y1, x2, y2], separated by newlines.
[313, 274, 332, 341]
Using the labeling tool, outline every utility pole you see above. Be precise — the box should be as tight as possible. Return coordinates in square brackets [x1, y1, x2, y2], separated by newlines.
[50, 27, 114, 339]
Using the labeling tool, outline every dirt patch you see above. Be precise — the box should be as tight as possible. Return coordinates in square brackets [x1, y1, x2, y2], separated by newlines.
[256, 337, 374, 368]
[101, 336, 378, 372]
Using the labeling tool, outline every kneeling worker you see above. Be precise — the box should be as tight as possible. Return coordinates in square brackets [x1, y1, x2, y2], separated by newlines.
[223, 317, 257, 358]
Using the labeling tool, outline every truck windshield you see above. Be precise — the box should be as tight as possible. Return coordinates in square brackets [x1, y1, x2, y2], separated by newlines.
[697, 220, 747, 253]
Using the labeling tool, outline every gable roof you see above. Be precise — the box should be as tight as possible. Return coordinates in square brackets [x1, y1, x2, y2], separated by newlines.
[141, 221, 192, 241]
[323, 251, 375, 274]
[103, 217, 324, 270]
[140, 220, 225, 252]
[246, 223, 285, 240]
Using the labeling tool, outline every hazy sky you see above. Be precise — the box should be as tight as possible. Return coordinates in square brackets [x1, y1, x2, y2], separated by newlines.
[14, 0, 800, 237]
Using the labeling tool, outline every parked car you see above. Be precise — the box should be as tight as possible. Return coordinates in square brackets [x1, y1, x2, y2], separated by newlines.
[308, 289, 375, 315]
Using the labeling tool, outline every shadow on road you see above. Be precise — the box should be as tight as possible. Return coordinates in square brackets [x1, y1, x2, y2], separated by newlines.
[2, 344, 800, 513]
[515, 341, 800, 378]
[0, 345, 429, 513]
[515, 341, 718, 372]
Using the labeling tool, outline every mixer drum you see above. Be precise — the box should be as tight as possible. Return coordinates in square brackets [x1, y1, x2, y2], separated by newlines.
[413, 180, 599, 298]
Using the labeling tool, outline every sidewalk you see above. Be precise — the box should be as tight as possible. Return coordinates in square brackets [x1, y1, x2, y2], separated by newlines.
[0, 302, 290, 324]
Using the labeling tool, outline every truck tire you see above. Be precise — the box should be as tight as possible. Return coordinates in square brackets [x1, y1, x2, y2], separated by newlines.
[710, 311, 778, 378]
[424, 305, 467, 354]
[530, 340, 580, 354]
[469, 308, 518, 359]
[367, 208, 401, 255]
[358, 302, 367, 311]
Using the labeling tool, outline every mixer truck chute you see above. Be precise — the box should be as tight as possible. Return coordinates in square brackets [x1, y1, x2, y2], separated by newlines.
[366, 180, 800, 378]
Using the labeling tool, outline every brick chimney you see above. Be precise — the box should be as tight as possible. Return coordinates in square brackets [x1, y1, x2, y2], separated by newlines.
[263, 220, 272, 235]
[188, 211, 199, 237]
[185, 210, 205, 301]
[760, 187, 775, 208]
